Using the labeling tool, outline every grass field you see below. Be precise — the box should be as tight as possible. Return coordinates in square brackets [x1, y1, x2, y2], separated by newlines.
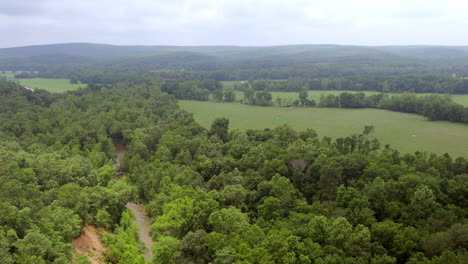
[231, 90, 468, 107]
[0, 71, 17, 79]
[16, 78, 83, 93]
[452, 94, 468, 106]
[179, 100, 468, 157]
[222, 81, 242, 89]
[1, 71, 83, 93]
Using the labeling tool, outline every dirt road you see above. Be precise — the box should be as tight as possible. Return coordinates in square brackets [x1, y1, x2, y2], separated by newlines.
[126, 202, 154, 261]
[114, 142, 154, 262]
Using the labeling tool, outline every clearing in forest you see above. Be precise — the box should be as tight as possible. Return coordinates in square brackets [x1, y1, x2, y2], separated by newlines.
[179, 100, 468, 158]
[17, 78, 83, 93]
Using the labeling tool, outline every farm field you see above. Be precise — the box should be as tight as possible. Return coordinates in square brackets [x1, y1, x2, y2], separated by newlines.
[452, 94, 468, 106]
[179, 100, 468, 157]
[0, 70, 17, 79]
[0, 71, 83, 92]
[15, 78, 82, 93]
[230, 90, 468, 107]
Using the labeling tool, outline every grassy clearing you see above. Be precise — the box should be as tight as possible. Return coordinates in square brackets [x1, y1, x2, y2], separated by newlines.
[0, 71, 18, 79]
[222, 81, 242, 89]
[16, 78, 83, 93]
[180, 100, 468, 157]
[452, 94, 468, 106]
[1, 71, 83, 93]
[222, 80, 286, 89]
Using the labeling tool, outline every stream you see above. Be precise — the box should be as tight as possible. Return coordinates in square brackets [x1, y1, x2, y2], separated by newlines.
[114, 142, 154, 261]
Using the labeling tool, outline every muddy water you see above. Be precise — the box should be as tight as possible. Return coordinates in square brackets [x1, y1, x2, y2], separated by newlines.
[113, 142, 154, 262]
[126, 203, 154, 261]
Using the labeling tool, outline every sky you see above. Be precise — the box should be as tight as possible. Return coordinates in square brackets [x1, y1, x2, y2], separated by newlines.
[1, 0, 468, 48]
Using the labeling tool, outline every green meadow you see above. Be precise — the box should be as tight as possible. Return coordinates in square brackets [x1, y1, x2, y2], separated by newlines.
[16, 78, 83, 93]
[1, 71, 83, 93]
[179, 100, 468, 157]
[452, 94, 468, 106]
[0, 71, 17, 79]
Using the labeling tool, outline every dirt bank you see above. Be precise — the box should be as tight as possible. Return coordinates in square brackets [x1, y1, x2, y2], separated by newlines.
[72, 225, 107, 264]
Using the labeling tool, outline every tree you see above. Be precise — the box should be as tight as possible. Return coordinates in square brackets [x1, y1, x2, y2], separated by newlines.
[258, 196, 281, 221]
[305, 99, 316, 107]
[224, 89, 236, 102]
[14, 229, 52, 259]
[219, 184, 248, 207]
[255, 91, 273, 106]
[213, 246, 237, 264]
[208, 207, 249, 235]
[243, 87, 255, 104]
[180, 230, 210, 263]
[401, 185, 441, 225]
[153, 236, 181, 264]
[37, 205, 82, 241]
[318, 161, 343, 201]
[209, 117, 230, 142]
[299, 90, 308, 105]
[276, 97, 283, 106]
[213, 89, 224, 101]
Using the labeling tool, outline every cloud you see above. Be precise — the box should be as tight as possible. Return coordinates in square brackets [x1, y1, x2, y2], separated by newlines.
[0, 0, 467, 47]
[0, 0, 46, 15]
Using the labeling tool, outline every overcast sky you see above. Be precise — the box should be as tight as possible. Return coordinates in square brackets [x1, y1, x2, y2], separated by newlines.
[1, 0, 468, 48]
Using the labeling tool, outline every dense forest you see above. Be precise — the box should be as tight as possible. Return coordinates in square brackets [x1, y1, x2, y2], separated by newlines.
[0, 80, 466, 263]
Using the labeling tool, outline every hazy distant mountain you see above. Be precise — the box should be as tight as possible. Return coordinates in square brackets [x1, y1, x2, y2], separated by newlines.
[1, 43, 468, 77]
[2, 43, 468, 59]
[0, 43, 248, 57]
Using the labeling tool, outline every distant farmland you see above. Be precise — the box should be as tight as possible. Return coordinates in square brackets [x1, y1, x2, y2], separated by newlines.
[179, 100, 468, 158]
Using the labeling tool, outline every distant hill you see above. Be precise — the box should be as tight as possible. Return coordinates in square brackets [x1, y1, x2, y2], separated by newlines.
[0, 43, 247, 57]
[1, 43, 468, 78]
[2, 43, 468, 59]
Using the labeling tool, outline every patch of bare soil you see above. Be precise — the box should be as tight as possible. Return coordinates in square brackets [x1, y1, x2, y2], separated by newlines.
[72, 225, 107, 264]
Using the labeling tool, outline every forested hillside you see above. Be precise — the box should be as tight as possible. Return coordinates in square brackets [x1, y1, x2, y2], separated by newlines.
[2, 44, 468, 82]
[0, 81, 466, 263]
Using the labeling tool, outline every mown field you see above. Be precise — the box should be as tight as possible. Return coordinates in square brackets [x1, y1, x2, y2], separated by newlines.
[0, 71, 83, 93]
[0, 70, 17, 79]
[15, 78, 84, 93]
[179, 100, 468, 157]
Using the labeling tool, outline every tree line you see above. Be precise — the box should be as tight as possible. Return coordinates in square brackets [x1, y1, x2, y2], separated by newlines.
[248, 75, 468, 94]
[8, 68, 468, 95]
[316, 92, 468, 124]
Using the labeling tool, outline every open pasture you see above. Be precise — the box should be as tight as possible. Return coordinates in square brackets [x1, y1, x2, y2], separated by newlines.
[15, 78, 83, 93]
[180, 100, 468, 157]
